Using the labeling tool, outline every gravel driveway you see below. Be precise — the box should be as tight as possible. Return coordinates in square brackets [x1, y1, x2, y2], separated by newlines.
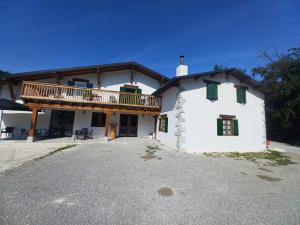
[1, 138, 299, 225]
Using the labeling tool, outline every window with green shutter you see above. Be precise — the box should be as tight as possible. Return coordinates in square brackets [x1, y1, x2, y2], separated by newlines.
[119, 86, 142, 105]
[207, 83, 218, 100]
[159, 115, 168, 133]
[217, 115, 239, 136]
[236, 86, 247, 104]
[204, 79, 220, 101]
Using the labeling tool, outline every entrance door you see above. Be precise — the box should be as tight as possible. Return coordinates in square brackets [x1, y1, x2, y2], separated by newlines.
[119, 114, 138, 137]
[50, 110, 75, 137]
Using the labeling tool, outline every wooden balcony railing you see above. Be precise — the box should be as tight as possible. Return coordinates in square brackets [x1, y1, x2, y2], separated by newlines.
[21, 81, 161, 109]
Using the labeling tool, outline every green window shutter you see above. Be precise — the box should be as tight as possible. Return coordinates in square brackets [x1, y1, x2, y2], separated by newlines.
[159, 118, 162, 131]
[233, 119, 239, 136]
[217, 118, 223, 136]
[207, 83, 218, 100]
[136, 88, 142, 94]
[165, 117, 168, 133]
[237, 87, 246, 104]
[120, 87, 127, 92]
[242, 88, 246, 104]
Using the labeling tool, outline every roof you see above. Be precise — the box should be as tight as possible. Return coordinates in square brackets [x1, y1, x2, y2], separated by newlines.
[152, 69, 271, 95]
[1, 61, 169, 84]
[0, 99, 31, 111]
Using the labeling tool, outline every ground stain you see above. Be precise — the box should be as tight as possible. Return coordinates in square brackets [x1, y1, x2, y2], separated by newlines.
[258, 167, 274, 173]
[141, 154, 156, 161]
[158, 187, 174, 197]
[257, 175, 282, 182]
[240, 172, 247, 175]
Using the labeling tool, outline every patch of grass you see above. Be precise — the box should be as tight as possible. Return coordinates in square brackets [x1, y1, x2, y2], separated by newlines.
[204, 150, 295, 166]
[203, 152, 222, 158]
[35, 144, 76, 160]
[141, 145, 162, 161]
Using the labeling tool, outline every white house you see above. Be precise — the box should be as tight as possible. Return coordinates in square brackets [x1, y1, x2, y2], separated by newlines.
[154, 56, 269, 152]
[0, 58, 269, 152]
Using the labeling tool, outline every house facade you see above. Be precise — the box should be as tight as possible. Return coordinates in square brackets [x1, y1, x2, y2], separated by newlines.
[0, 58, 269, 152]
[0, 62, 167, 141]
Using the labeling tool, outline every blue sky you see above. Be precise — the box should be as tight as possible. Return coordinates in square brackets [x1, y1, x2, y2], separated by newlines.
[0, 0, 299, 77]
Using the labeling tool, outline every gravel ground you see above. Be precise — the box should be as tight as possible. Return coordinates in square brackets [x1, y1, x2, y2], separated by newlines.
[0, 138, 299, 225]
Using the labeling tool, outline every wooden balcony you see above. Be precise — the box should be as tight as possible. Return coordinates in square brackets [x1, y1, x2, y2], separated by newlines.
[21, 81, 161, 111]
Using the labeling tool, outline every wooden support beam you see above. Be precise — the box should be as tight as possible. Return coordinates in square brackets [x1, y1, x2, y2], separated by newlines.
[104, 112, 111, 138]
[130, 70, 134, 84]
[97, 68, 101, 89]
[8, 83, 16, 101]
[24, 102, 160, 115]
[53, 72, 60, 84]
[153, 116, 158, 139]
[28, 108, 38, 138]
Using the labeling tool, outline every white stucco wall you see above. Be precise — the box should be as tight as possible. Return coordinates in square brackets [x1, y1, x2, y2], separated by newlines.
[157, 87, 179, 149]
[57, 70, 161, 95]
[158, 74, 266, 152]
[0, 109, 51, 139]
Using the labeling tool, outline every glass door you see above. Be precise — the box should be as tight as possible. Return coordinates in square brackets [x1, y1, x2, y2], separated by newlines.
[119, 114, 138, 137]
[49, 110, 75, 137]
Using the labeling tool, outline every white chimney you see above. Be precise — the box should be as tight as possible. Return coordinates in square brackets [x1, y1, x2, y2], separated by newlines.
[176, 55, 188, 76]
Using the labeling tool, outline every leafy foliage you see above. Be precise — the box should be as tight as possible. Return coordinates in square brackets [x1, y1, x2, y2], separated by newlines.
[213, 64, 246, 73]
[0, 70, 10, 80]
[252, 47, 300, 144]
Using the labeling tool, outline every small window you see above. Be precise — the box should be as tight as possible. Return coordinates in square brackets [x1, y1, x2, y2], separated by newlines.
[159, 115, 168, 133]
[217, 115, 239, 136]
[91, 112, 106, 127]
[236, 86, 247, 104]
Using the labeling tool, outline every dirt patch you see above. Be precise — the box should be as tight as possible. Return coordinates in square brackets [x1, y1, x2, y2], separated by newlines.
[257, 175, 282, 182]
[141, 154, 157, 161]
[240, 172, 247, 175]
[158, 187, 174, 197]
[258, 167, 274, 173]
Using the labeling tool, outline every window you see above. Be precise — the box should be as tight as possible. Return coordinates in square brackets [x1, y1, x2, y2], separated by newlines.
[204, 80, 220, 101]
[236, 86, 247, 104]
[217, 115, 239, 136]
[75, 81, 87, 88]
[159, 115, 168, 133]
[67, 79, 93, 88]
[91, 112, 106, 127]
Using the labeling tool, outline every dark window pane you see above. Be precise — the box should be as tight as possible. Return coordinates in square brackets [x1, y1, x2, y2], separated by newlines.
[91, 112, 106, 127]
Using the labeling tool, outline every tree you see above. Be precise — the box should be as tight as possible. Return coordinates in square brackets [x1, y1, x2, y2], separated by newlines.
[252, 47, 300, 144]
[213, 64, 246, 73]
[0, 70, 10, 81]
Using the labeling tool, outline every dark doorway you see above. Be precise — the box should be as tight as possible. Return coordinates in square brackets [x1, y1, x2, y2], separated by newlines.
[119, 114, 138, 137]
[50, 110, 75, 137]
